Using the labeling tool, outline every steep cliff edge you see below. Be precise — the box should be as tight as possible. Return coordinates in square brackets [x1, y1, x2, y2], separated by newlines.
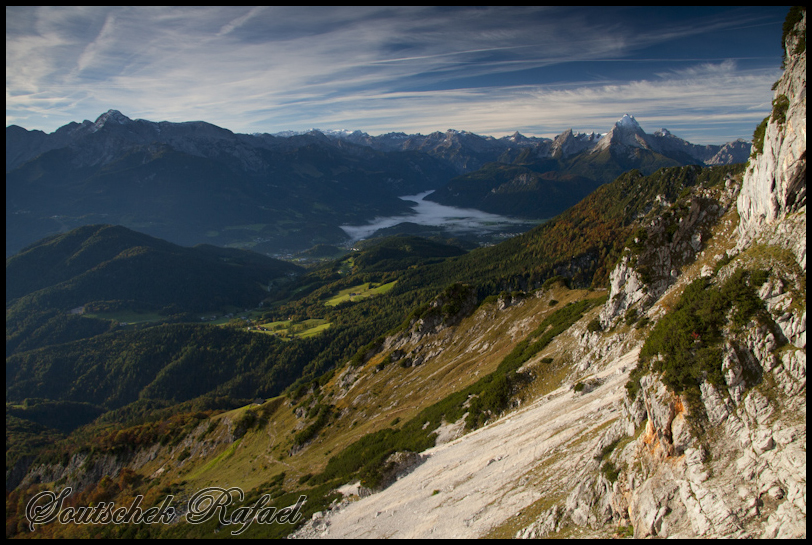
[738, 9, 806, 269]
[594, 10, 807, 539]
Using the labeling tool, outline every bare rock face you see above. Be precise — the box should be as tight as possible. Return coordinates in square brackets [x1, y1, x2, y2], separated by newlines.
[376, 451, 426, 490]
[638, 374, 684, 457]
[516, 505, 562, 538]
[600, 255, 647, 328]
[737, 12, 806, 251]
[576, 19, 807, 537]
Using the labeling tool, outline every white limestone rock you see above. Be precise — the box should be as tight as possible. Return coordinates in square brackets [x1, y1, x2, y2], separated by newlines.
[737, 13, 806, 244]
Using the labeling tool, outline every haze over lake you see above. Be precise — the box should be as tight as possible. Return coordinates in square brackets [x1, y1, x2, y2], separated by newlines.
[340, 191, 535, 244]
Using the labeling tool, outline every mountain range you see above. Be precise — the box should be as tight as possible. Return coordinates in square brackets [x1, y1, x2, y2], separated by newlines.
[277, 114, 750, 170]
[4, 7, 806, 540]
[316, 115, 750, 218]
[6, 111, 749, 256]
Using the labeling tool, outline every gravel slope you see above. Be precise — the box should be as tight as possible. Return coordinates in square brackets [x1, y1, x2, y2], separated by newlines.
[293, 346, 640, 538]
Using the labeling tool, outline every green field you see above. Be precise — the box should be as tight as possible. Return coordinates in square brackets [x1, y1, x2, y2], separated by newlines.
[337, 256, 355, 276]
[324, 281, 397, 306]
[251, 318, 331, 339]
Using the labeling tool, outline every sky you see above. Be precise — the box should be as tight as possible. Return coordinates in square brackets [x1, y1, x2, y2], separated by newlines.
[6, 6, 791, 144]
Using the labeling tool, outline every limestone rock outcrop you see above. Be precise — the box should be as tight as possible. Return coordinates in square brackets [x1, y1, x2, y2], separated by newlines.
[737, 11, 806, 252]
[519, 12, 807, 539]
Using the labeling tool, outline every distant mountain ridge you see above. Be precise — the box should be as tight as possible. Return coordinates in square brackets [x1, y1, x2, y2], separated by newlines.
[278, 113, 751, 172]
[6, 111, 749, 255]
[418, 115, 750, 217]
[7, 111, 748, 178]
[6, 111, 458, 256]
[275, 114, 750, 217]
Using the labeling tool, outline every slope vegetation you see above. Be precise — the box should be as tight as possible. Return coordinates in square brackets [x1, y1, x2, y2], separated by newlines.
[6, 224, 302, 312]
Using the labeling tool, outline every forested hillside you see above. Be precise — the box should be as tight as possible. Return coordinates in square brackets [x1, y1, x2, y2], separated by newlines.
[6, 163, 745, 488]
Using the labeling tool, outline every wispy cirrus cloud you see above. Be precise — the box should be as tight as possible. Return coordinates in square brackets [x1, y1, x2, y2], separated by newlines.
[257, 60, 776, 143]
[6, 6, 787, 143]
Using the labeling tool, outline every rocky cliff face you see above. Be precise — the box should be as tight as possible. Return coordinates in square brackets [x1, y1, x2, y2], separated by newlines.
[737, 11, 807, 257]
[584, 11, 807, 539]
[600, 171, 741, 329]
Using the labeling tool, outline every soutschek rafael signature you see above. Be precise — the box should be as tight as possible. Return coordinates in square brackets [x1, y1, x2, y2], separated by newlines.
[25, 486, 306, 536]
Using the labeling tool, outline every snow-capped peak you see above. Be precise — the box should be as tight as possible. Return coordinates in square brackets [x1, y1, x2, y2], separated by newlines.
[272, 128, 363, 138]
[321, 128, 364, 137]
[615, 114, 641, 130]
[653, 128, 673, 138]
[593, 114, 648, 152]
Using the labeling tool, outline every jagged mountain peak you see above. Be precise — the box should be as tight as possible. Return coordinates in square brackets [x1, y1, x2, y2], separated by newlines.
[501, 131, 541, 145]
[91, 109, 132, 132]
[615, 113, 642, 131]
[550, 128, 603, 158]
[594, 114, 649, 152]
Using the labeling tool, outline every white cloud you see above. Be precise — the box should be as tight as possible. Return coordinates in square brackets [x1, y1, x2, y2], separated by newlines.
[6, 7, 784, 143]
[73, 12, 117, 75]
[216, 6, 267, 37]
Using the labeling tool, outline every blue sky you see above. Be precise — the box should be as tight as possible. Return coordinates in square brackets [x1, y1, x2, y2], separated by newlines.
[6, 6, 790, 143]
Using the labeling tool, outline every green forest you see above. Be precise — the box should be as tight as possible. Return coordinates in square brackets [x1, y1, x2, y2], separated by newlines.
[6, 163, 745, 470]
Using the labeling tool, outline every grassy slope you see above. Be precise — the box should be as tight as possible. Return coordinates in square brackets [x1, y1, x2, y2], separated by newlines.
[323, 281, 397, 306]
[172, 289, 583, 487]
[6, 284, 598, 538]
